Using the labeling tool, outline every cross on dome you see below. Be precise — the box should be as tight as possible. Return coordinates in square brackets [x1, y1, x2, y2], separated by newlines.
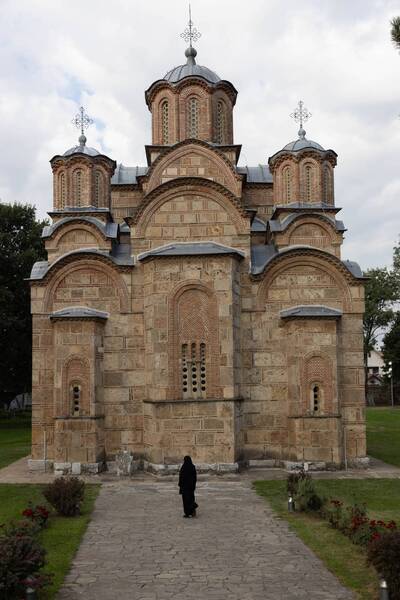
[180, 5, 201, 48]
[71, 106, 94, 146]
[290, 100, 312, 140]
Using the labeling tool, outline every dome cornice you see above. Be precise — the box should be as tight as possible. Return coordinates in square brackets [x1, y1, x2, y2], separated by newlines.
[145, 77, 237, 108]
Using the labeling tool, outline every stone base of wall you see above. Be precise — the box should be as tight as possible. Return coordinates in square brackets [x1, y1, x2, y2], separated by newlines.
[28, 459, 54, 472]
[143, 461, 239, 475]
[53, 461, 105, 475]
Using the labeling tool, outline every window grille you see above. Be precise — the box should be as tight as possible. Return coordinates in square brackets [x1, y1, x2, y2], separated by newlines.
[305, 165, 313, 202]
[283, 166, 291, 203]
[188, 97, 199, 138]
[161, 100, 169, 144]
[181, 342, 206, 398]
[216, 100, 226, 144]
[94, 171, 102, 207]
[323, 165, 331, 203]
[59, 173, 66, 209]
[71, 384, 81, 416]
[75, 170, 82, 206]
[312, 385, 320, 413]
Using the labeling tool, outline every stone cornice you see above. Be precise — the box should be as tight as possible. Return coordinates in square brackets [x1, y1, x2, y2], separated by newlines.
[145, 77, 238, 108]
[268, 149, 337, 171]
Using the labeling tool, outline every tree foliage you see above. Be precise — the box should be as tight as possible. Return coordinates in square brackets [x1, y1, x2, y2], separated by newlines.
[391, 16, 400, 51]
[0, 203, 47, 407]
[382, 312, 400, 383]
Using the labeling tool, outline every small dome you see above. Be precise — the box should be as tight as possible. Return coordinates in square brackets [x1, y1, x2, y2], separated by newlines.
[283, 138, 325, 152]
[63, 144, 100, 157]
[164, 63, 220, 84]
[163, 46, 220, 84]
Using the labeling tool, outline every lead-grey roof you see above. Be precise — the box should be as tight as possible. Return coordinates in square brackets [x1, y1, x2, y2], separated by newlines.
[237, 165, 272, 183]
[282, 138, 325, 152]
[63, 143, 101, 157]
[280, 305, 343, 319]
[29, 248, 134, 280]
[342, 260, 365, 278]
[50, 307, 109, 320]
[111, 164, 148, 185]
[251, 217, 267, 232]
[164, 63, 221, 84]
[268, 213, 346, 233]
[111, 163, 272, 186]
[138, 242, 245, 262]
[42, 217, 118, 240]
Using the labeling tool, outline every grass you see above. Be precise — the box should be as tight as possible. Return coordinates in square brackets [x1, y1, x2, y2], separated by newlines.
[0, 411, 31, 469]
[366, 407, 400, 467]
[254, 479, 400, 600]
[0, 483, 100, 599]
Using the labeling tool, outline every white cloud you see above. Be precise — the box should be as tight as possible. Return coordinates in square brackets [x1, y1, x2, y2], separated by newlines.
[0, 0, 399, 269]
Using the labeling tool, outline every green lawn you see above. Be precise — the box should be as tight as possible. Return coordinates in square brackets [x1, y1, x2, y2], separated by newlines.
[0, 412, 31, 469]
[0, 483, 100, 599]
[366, 407, 400, 467]
[254, 479, 400, 600]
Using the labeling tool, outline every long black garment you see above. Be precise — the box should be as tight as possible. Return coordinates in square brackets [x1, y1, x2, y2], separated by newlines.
[179, 456, 198, 517]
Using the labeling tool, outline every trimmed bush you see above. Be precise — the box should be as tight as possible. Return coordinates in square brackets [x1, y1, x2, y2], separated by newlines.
[368, 531, 400, 600]
[0, 528, 51, 598]
[294, 477, 324, 512]
[286, 468, 308, 496]
[43, 477, 85, 516]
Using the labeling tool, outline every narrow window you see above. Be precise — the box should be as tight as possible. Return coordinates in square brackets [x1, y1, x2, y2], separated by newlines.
[94, 171, 102, 207]
[323, 165, 331, 204]
[182, 344, 188, 395]
[71, 384, 81, 416]
[191, 342, 197, 393]
[313, 385, 320, 413]
[200, 343, 206, 393]
[216, 100, 226, 144]
[161, 100, 169, 144]
[188, 97, 199, 138]
[75, 169, 83, 206]
[305, 165, 313, 202]
[181, 342, 206, 398]
[283, 166, 292, 203]
[59, 173, 66, 209]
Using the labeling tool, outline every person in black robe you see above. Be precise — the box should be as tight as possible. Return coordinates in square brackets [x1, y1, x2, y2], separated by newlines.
[178, 455, 198, 518]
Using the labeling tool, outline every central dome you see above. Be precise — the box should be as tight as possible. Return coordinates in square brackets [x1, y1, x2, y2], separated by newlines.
[163, 46, 220, 84]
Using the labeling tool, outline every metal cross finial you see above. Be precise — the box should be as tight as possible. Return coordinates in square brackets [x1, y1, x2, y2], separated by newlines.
[180, 4, 201, 47]
[71, 106, 93, 136]
[290, 100, 312, 138]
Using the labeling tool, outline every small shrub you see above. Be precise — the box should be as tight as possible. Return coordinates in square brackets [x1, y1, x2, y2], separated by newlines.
[0, 528, 51, 598]
[294, 476, 324, 512]
[287, 468, 308, 496]
[43, 477, 85, 516]
[22, 503, 49, 529]
[368, 531, 400, 600]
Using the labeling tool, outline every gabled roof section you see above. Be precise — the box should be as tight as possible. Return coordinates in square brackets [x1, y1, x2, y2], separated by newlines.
[268, 212, 346, 234]
[41, 217, 119, 240]
[50, 307, 109, 321]
[237, 165, 272, 184]
[111, 165, 148, 185]
[138, 242, 245, 262]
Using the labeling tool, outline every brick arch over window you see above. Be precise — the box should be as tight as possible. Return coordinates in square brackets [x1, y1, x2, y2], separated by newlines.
[60, 355, 91, 417]
[286, 218, 336, 252]
[302, 353, 334, 415]
[168, 282, 221, 400]
[255, 252, 354, 312]
[134, 183, 249, 239]
[144, 142, 242, 196]
[52, 223, 106, 251]
[43, 259, 130, 313]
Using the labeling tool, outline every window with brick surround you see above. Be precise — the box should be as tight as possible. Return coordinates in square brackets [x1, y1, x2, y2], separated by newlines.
[161, 100, 169, 144]
[188, 97, 199, 138]
[216, 100, 226, 144]
[323, 165, 332, 204]
[305, 164, 314, 202]
[59, 172, 66, 209]
[283, 166, 292, 203]
[312, 384, 321, 413]
[74, 169, 83, 206]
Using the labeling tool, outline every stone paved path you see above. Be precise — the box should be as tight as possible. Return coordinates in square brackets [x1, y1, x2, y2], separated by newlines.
[57, 480, 353, 600]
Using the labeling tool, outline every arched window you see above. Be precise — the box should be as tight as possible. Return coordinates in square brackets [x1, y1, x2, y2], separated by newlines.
[74, 169, 83, 206]
[305, 164, 314, 202]
[283, 166, 292, 203]
[94, 171, 102, 207]
[161, 100, 169, 144]
[59, 172, 66, 209]
[216, 100, 226, 144]
[188, 97, 199, 138]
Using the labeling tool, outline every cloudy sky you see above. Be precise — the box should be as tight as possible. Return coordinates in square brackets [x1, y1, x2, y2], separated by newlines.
[0, 0, 399, 270]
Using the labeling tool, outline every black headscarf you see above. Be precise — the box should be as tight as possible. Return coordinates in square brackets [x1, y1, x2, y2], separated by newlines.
[179, 455, 197, 491]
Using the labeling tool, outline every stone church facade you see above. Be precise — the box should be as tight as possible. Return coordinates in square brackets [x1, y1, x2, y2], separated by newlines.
[29, 43, 367, 473]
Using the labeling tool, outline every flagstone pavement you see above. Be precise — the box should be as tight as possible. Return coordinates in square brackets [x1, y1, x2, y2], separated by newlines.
[57, 479, 354, 600]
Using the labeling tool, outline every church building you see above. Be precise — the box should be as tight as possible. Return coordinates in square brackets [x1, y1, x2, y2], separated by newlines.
[29, 27, 367, 473]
